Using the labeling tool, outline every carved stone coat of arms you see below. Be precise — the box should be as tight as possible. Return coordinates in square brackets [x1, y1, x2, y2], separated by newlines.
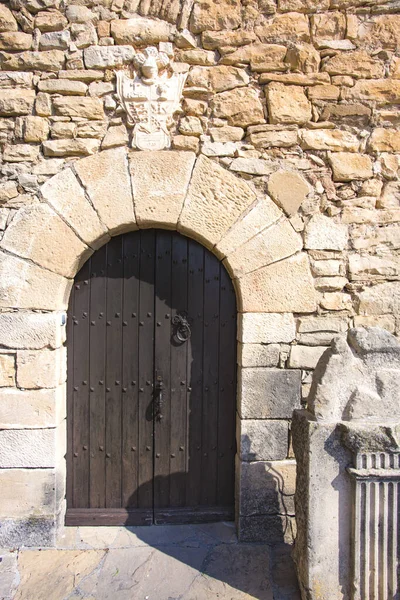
[115, 46, 187, 151]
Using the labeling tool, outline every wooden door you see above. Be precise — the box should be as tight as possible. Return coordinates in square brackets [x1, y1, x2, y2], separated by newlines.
[66, 230, 236, 526]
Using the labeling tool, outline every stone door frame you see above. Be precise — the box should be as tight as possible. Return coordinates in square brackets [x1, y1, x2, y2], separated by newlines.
[0, 147, 317, 546]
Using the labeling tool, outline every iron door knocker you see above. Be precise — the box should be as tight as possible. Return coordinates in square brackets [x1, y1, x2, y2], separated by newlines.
[173, 313, 191, 343]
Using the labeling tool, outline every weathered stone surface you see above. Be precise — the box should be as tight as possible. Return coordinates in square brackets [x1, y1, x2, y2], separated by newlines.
[0, 32, 32, 51]
[239, 459, 296, 516]
[225, 218, 303, 278]
[0, 469, 55, 517]
[0, 428, 55, 468]
[101, 124, 129, 149]
[240, 419, 289, 461]
[179, 115, 203, 137]
[74, 148, 135, 235]
[201, 141, 236, 157]
[22, 115, 49, 142]
[175, 48, 216, 66]
[39, 30, 71, 50]
[297, 316, 348, 345]
[305, 214, 348, 251]
[172, 134, 199, 153]
[255, 12, 310, 42]
[342, 79, 400, 104]
[267, 170, 310, 216]
[266, 83, 312, 124]
[362, 14, 400, 49]
[0, 71, 33, 89]
[349, 254, 400, 281]
[35, 10, 68, 32]
[279, 0, 330, 10]
[52, 96, 104, 120]
[0, 50, 65, 72]
[0, 388, 62, 428]
[221, 43, 287, 72]
[288, 345, 329, 369]
[0, 5, 18, 33]
[356, 282, 400, 316]
[110, 18, 174, 44]
[3, 143, 39, 162]
[17, 347, 66, 390]
[0, 181, 18, 203]
[368, 128, 400, 152]
[0, 251, 71, 311]
[0, 204, 90, 278]
[285, 43, 320, 73]
[0, 353, 15, 387]
[259, 72, 329, 85]
[323, 50, 384, 79]
[202, 29, 256, 50]
[209, 66, 249, 93]
[210, 126, 244, 142]
[299, 129, 360, 152]
[211, 87, 265, 128]
[249, 128, 298, 148]
[41, 168, 109, 249]
[83, 45, 135, 69]
[238, 253, 317, 313]
[229, 157, 272, 176]
[129, 151, 195, 229]
[329, 152, 373, 182]
[307, 85, 340, 100]
[35, 91, 52, 116]
[216, 197, 281, 257]
[239, 368, 301, 418]
[311, 10, 345, 42]
[0, 89, 35, 116]
[0, 312, 64, 350]
[190, 0, 241, 34]
[179, 156, 256, 249]
[239, 514, 296, 544]
[42, 138, 101, 157]
[38, 79, 87, 95]
[238, 312, 296, 344]
[238, 343, 281, 367]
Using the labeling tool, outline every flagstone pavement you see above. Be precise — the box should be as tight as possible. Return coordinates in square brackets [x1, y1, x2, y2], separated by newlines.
[0, 522, 301, 600]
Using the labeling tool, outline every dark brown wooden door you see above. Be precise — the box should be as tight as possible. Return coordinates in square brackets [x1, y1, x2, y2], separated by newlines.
[66, 230, 236, 526]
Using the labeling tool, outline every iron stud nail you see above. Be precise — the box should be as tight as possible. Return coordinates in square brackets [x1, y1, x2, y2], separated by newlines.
[90, 387, 94, 392]
[179, 446, 184, 451]
[139, 387, 144, 392]
[156, 453, 160, 458]
[91, 321, 95, 325]
[106, 321, 111, 326]
[131, 447, 136, 452]
[123, 321, 127, 326]
[74, 452, 78, 457]
[115, 381, 120, 385]
[146, 381, 151, 386]
[171, 453, 175, 458]
[106, 453, 111, 458]
[180, 381, 185, 386]
[188, 387, 192, 392]
[75, 284, 80, 290]
[146, 446, 150, 451]
[122, 387, 127, 393]
[99, 446, 104, 451]
[131, 381, 136, 386]
[83, 380, 87, 385]
[132, 313, 137, 318]
[73, 386, 78, 391]
[106, 387, 110, 392]
[139, 321, 144, 326]
[147, 312, 152, 317]
[83, 312, 87, 317]
[99, 380, 104, 385]
[83, 445, 88, 450]
[157, 322, 161, 326]
[99, 312, 103, 317]
[115, 312, 120, 317]
[165, 314, 170, 318]
[84, 280, 89, 285]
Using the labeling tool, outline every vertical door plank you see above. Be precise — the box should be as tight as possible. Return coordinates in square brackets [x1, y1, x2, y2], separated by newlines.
[105, 236, 123, 508]
[186, 240, 204, 507]
[217, 266, 236, 506]
[121, 232, 141, 508]
[72, 260, 91, 508]
[169, 234, 189, 507]
[138, 230, 155, 510]
[154, 230, 172, 509]
[66, 281, 75, 509]
[88, 245, 107, 508]
[201, 253, 220, 507]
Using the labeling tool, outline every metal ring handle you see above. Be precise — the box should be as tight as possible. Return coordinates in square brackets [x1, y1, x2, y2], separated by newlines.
[173, 314, 191, 343]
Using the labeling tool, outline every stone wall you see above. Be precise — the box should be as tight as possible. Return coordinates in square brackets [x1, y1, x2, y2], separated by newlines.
[0, 0, 399, 545]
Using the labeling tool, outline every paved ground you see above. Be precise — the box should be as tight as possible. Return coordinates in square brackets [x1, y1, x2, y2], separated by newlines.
[0, 522, 301, 600]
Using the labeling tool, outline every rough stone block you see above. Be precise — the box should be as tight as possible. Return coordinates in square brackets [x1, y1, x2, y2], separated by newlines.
[267, 170, 310, 216]
[178, 155, 256, 249]
[17, 347, 66, 390]
[288, 345, 329, 369]
[190, 0, 241, 34]
[239, 459, 296, 516]
[266, 83, 312, 124]
[297, 316, 348, 346]
[0, 352, 15, 387]
[323, 50, 384, 79]
[83, 45, 135, 69]
[225, 218, 302, 278]
[0, 204, 91, 278]
[238, 253, 317, 313]
[0, 387, 63, 428]
[216, 197, 281, 257]
[129, 151, 195, 229]
[3, 143, 39, 162]
[23, 116, 50, 142]
[368, 128, 400, 152]
[42, 138, 101, 157]
[0, 311, 64, 350]
[299, 129, 360, 151]
[38, 79, 87, 95]
[328, 152, 373, 181]
[239, 368, 301, 418]
[238, 343, 281, 368]
[255, 12, 310, 43]
[304, 214, 348, 250]
[238, 514, 296, 544]
[0, 89, 35, 116]
[52, 96, 104, 120]
[342, 79, 400, 104]
[238, 313, 295, 344]
[221, 43, 287, 72]
[239, 419, 289, 461]
[0, 428, 56, 468]
[0, 5, 18, 33]
[211, 87, 265, 128]
[0, 251, 71, 311]
[110, 17, 174, 45]
[0, 50, 65, 72]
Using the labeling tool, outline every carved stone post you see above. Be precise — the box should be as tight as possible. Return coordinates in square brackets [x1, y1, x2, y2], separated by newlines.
[292, 327, 400, 600]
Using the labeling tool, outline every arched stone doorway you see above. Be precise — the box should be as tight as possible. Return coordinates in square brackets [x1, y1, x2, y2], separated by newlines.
[66, 229, 237, 526]
[0, 147, 317, 546]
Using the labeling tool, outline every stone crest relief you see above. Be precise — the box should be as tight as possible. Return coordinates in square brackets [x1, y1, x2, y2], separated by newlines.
[115, 46, 187, 151]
